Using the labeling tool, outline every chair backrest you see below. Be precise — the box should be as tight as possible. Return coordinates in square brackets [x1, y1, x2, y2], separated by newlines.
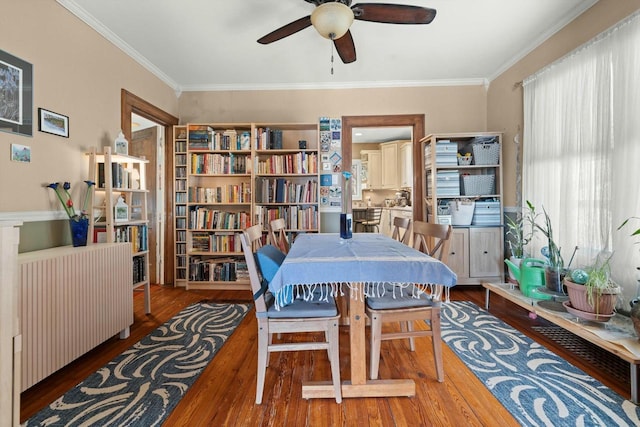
[365, 207, 383, 224]
[391, 216, 412, 245]
[269, 218, 289, 254]
[240, 225, 268, 313]
[412, 221, 452, 262]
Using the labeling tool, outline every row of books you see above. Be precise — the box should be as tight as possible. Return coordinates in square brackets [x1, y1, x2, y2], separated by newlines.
[256, 152, 318, 175]
[113, 224, 148, 253]
[255, 128, 283, 150]
[188, 183, 251, 204]
[254, 205, 318, 231]
[255, 178, 318, 204]
[188, 126, 251, 151]
[188, 258, 248, 282]
[190, 231, 242, 253]
[189, 208, 251, 230]
[133, 254, 147, 285]
[98, 163, 140, 189]
[191, 153, 250, 174]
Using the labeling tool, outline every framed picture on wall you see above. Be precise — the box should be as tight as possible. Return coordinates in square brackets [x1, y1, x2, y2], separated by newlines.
[0, 49, 34, 137]
[38, 108, 69, 137]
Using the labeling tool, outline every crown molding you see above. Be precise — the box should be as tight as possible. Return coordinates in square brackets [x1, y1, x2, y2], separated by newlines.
[488, 0, 598, 82]
[57, 0, 181, 93]
[180, 78, 487, 92]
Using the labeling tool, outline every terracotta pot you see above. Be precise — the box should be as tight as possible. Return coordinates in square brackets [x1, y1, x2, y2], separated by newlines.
[564, 278, 619, 315]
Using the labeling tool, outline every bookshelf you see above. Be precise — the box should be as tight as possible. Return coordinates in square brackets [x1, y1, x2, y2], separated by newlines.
[421, 132, 504, 285]
[87, 146, 151, 313]
[171, 122, 319, 290]
[173, 126, 188, 288]
[253, 123, 320, 243]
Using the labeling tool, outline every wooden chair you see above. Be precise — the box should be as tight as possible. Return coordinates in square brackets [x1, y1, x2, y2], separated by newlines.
[358, 207, 383, 233]
[240, 225, 342, 404]
[365, 220, 452, 381]
[268, 217, 289, 254]
[391, 216, 412, 245]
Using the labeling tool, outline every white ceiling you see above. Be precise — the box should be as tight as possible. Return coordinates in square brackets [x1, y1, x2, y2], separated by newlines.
[58, 0, 597, 93]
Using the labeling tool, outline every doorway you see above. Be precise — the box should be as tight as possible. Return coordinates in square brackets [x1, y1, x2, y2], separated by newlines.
[130, 118, 163, 284]
[342, 114, 425, 220]
[121, 90, 179, 285]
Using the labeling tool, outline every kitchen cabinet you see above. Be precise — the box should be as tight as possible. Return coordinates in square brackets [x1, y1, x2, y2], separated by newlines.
[400, 142, 413, 188]
[381, 141, 399, 189]
[360, 150, 381, 190]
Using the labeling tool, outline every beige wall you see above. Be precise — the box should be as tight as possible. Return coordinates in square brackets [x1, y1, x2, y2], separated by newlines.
[3, 0, 640, 249]
[488, 0, 640, 207]
[178, 85, 487, 135]
[0, 0, 178, 215]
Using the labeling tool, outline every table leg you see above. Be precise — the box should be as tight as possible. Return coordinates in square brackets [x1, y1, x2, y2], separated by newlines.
[485, 287, 490, 310]
[349, 283, 366, 385]
[301, 282, 416, 399]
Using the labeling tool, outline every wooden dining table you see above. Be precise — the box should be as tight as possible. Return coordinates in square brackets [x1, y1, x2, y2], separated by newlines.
[269, 233, 457, 399]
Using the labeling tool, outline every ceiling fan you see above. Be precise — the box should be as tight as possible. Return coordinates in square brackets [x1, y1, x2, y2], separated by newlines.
[257, 0, 437, 64]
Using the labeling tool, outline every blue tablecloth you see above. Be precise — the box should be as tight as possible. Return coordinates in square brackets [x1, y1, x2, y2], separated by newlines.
[269, 233, 457, 308]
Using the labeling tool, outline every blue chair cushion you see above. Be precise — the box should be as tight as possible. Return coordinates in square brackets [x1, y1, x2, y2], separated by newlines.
[255, 244, 285, 282]
[366, 284, 440, 310]
[267, 293, 338, 318]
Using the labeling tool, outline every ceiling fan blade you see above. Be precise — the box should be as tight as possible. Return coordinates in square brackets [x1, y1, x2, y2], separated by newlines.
[352, 3, 436, 24]
[257, 16, 313, 44]
[334, 30, 356, 64]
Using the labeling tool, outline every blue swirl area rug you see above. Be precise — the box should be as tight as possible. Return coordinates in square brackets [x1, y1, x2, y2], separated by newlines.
[27, 302, 250, 427]
[441, 301, 640, 427]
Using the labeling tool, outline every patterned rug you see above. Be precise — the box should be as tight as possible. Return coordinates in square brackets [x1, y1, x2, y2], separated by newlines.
[27, 302, 250, 426]
[441, 301, 640, 427]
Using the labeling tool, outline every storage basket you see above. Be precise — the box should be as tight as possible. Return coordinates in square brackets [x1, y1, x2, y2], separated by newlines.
[472, 142, 500, 165]
[448, 199, 475, 225]
[457, 155, 472, 166]
[462, 174, 495, 196]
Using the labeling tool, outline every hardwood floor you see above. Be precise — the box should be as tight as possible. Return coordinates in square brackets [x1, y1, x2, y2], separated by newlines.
[20, 284, 630, 426]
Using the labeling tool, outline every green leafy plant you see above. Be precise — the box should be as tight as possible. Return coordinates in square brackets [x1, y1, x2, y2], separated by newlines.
[505, 200, 538, 258]
[531, 202, 564, 269]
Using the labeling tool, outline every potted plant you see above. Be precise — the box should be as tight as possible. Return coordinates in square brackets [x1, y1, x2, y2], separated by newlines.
[532, 204, 566, 293]
[504, 201, 538, 284]
[564, 252, 621, 320]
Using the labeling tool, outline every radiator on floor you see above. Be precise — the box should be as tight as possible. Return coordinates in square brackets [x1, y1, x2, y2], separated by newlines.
[18, 243, 133, 391]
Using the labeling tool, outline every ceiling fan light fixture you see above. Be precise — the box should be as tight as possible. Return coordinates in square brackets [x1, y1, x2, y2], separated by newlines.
[310, 2, 354, 40]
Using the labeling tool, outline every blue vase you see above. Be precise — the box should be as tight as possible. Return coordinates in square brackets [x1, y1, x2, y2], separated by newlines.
[69, 218, 89, 247]
[340, 213, 352, 239]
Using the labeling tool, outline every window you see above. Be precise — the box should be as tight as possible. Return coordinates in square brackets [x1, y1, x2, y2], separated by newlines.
[523, 11, 640, 303]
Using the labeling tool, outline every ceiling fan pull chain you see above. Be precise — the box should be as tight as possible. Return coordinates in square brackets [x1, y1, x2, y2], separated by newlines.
[330, 40, 334, 75]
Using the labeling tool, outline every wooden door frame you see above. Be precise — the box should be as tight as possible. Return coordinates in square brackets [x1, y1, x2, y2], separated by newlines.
[342, 114, 425, 221]
[121, 89, 179, 285]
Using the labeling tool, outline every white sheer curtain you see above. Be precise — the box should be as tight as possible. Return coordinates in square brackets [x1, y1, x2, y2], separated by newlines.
[523, 11, 640, 306]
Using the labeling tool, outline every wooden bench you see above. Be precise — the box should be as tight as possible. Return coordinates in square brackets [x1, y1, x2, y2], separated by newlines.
[483, 282, 640, 404]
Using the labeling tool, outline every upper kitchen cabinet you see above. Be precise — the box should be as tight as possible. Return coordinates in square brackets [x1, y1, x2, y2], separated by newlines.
[381, 140, 412, 190]
[360, 149, 381, 190]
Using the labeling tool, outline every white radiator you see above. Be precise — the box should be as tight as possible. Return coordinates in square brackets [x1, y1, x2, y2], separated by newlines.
[19, 243, 133, 391]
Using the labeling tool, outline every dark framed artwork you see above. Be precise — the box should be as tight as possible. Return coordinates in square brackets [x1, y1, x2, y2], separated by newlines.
[38, 108, 69, 138]
[0, 49, 33, 137]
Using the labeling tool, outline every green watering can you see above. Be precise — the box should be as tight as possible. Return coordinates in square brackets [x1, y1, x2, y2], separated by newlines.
[504, 258, 552, 300]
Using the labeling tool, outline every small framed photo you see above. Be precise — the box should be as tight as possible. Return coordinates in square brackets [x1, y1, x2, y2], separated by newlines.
[38, 108, 69, 137]
[11, 143, 31, 162]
